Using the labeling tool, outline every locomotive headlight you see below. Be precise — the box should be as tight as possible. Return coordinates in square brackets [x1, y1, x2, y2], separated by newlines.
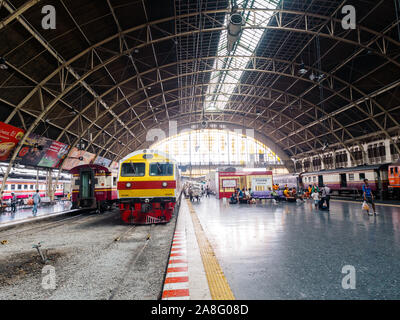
[126, 182, 132, 188]
[162, 182, 168, 188]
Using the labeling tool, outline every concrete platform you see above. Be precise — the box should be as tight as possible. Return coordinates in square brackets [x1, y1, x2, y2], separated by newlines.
[178, 197, 400, 300]
[0, 201, 73, 228]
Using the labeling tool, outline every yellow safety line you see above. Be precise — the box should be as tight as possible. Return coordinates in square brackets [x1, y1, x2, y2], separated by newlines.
[186, 199, 235, 300]
[330, 199, 400, 208]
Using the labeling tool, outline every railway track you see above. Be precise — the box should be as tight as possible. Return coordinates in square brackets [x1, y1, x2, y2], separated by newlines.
[107, 224, 154, 300]
[0, 210, 105, 238]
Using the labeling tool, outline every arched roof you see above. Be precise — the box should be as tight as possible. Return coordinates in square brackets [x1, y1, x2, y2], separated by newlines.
[0, 0, 399, 171]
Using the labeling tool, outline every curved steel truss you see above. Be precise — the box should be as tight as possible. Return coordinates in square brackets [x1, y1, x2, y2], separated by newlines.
[0, 0, 399, 180]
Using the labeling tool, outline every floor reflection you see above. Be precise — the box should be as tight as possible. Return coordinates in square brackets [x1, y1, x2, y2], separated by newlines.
[193, 197, 400, 299]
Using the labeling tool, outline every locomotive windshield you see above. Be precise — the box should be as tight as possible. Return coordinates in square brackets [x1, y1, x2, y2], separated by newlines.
[121, 162, 146, 177]
[150, 163, 174, 176]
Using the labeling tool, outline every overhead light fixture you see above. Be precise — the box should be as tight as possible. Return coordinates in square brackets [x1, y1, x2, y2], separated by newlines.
[298, 62, 308, 75]
[322, 141, 329, 151]
[227, 11, 244, 52]
[309, 72, 316, 81]
[0, 57, 8, 70]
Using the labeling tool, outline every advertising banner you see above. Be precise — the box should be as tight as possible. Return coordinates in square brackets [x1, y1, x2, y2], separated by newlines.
[17, 134, 55, 167]
[251, 177, 273, 191]
[38, 140, 70, 168]
[62, 147, 96, 171]
[222, 179, 237, 188]
[0, 122, 25, 161]
[93, 155, 112, 167]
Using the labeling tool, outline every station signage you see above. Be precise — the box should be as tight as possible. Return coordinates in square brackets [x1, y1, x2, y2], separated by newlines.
[93, 155, 112, 167]
[0, 122, 25, 161]
[16, 133, 69, 168]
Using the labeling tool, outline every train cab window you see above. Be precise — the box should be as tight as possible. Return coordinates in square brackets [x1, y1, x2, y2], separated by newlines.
[121, 163, 145, 177]
[150, 163, 174, 176]
[395, 167, 399, 174]
[359, 173, 366, 180]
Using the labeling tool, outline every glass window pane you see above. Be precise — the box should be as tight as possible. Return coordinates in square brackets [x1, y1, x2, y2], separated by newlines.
[121, 163, 146, 177]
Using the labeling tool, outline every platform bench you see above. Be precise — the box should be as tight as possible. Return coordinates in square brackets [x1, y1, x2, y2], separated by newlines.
[251, 191, 273, 200]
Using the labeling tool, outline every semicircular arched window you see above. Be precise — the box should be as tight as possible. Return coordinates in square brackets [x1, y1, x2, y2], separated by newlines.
[151, 129, 282, 166]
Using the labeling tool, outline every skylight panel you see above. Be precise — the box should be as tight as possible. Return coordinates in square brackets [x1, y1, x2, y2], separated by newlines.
[205, 0, 278, 111]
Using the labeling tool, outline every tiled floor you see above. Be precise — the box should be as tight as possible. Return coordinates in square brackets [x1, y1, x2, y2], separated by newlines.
[0, 201, 72, 225]
[191, 198, 400, 299]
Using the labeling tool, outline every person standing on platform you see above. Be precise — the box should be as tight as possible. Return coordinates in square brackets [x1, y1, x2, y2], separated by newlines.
[362, 179, 377, 216]
[32, 190, 41, 216]
[320, 185, 331, 210]
[311, 190, 320, 209]
[10, 193, 17, 213]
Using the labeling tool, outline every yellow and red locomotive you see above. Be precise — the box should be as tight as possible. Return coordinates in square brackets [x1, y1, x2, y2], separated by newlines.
[117, 150, 181, 224]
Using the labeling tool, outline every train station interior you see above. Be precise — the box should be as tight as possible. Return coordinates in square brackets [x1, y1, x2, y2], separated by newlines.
[0, 0, 400, 302]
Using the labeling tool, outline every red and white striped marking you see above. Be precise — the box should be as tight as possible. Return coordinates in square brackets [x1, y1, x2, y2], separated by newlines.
[162, 231, 190, 300]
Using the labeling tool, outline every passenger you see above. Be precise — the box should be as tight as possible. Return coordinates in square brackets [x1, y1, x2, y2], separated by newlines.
[189, 187, 194, 202]
[291, 188, 297, 197]
[311, 190, 320, 209]
[311, 183, 320, 194]
[283, 187, 290, 198]
[273, 184, 279, 191]
[230, 190, 238, 204]
[237, 188, 244, 202]
[32, 190, 41, 216]
[320, 185, 331, 210]
[245, 188, 252, 203]
[305, 185, 312, 198]
[10, 192, 17, 213]
[363, 179, 377, 216]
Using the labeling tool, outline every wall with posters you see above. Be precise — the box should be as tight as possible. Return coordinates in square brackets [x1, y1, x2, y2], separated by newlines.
[17, 134, 69, 168]
[0, 122, 25, 161]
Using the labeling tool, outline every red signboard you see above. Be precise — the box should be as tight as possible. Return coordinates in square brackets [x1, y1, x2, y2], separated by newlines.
[0, 122, 25, 161]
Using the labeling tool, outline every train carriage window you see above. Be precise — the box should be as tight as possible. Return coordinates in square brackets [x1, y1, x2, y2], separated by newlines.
[18, 184, 22, 190]
[359, 173, 366, 180]
[24, 185, 28, 190]
[395, 167, 399, 174]
[150, 163, 174, 176]
[121, 163, 145, 177]
[30, 185, 34, 190]
[390, 168, 394, 175]
[349, 174, 354, 181]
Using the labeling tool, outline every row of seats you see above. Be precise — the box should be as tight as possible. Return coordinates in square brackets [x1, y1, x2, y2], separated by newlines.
[251, 190, 295, 201]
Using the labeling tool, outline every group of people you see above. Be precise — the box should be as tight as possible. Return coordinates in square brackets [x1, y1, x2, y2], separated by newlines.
[309, 184, 331, 211]
[0, 190, 42, 216]
[230, 188, 254, 204]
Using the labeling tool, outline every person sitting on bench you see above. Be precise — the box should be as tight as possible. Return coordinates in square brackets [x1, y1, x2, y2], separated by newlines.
[237, 188, 244, 203]
[230, 190, 238, 204]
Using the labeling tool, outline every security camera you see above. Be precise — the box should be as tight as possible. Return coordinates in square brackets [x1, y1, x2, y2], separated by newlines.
[201, 120, 208, 129]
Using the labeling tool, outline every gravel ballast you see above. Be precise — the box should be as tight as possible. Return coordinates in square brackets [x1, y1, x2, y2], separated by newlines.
[0, 209, 176, 300]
